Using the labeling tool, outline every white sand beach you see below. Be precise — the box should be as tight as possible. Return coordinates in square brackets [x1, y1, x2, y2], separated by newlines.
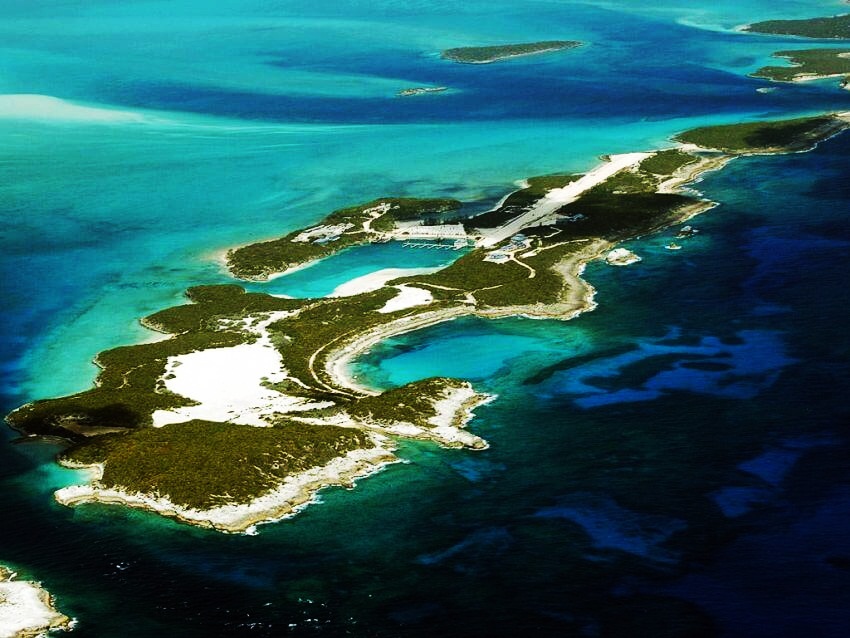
[0, 566, 72, 637]
[378, 285, 434, 313]
[325, 306, 474, 395]
[152, 312, 329, 428]
[329, 267, 442, 297]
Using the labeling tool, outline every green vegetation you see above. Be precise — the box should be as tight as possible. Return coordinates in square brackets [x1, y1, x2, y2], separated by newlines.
[146, 285, 304, 334]
[745, 14, 850, 39]
[391, 241, 585, 309]
[753, 48, 850, 83]
[228, 227, 361, 281]
[395, 249, 526, 291]
[8, 332, 240, 438]
[639, 150, 699, 176]
[474, 243, 583, 307]
[62, 420, 372, 509]
[226, 197, 460, 280]
[7, 285, 308, 438]
[347, 378, 465, 426]
[20, 116, 835, 518]
[368, 197, 460, 232]
[550, 170, 696, 242]
[523, 174, 582, 195]
[441, 40, 581, 64]
[266, 288, 405, 393]
[675, 115, 847, 153]
[469, 174, 580, 229]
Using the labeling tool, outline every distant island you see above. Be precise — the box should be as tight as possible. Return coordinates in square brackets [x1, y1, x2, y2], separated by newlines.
[397, 86, 449, 97]
[441, 40, 580, 64]
[745, 14, 850, 39]
[741, 12, 850, 88]
[752, 49, 850, 88]
[6, 113, 848, 533]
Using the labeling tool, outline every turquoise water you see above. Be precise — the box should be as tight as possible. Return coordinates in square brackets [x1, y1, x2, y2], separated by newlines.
[249, 241, 461, 299]
[2, 0, 850, 635]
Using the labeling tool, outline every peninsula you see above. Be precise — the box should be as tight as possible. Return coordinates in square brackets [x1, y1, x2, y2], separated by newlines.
[0, 565, 72, 637]
[6, 113, 848, 533]
[745, 14, 850, 39]
[441, 40, 580, 64]
[227, 198, 461, 280]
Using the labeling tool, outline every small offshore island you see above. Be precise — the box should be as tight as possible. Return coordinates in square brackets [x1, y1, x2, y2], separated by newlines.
[745, 12, 850, 88]
[397, 86, 448, 97]
[6, 113, 849, 534]
[0, 565, 72, 637]
[753, 49, 850, 88]
[745, 13, 850, 39]
[441, 40, 580, 64]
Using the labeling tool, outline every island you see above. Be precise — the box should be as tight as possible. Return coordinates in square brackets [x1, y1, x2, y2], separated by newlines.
[744, 14, 850, 39]
[0, 565, 72, 637]
[6, 113, 849, 533]
[752, 49, 850, 88]
[441, 40, 581, 64]
[397, 86, 449, 97]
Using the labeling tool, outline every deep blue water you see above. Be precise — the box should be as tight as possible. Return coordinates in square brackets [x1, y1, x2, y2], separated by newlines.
[2, 1, 850, 636]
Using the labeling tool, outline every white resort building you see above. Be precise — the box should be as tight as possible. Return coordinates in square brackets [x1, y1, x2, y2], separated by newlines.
[293, 222, 355, 243]
[395, 223, 468, 240]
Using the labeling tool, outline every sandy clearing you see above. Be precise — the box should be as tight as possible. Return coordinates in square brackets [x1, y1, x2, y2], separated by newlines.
[329, 266, 442, 297]
[152, 312, 329, 427]
[377, 285, 434, 313]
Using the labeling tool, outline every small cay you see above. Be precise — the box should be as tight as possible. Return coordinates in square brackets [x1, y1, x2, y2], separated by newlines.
[441, 40, 581, 64]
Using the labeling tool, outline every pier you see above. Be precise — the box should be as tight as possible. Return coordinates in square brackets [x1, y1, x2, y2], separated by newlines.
[402, 240, 468, 250]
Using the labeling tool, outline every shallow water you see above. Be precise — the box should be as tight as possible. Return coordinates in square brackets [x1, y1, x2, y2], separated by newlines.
[2, 0, 850, 635]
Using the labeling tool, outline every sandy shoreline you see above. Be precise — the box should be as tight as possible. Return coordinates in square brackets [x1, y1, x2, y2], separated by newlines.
[330, 267, 442, 297]
[339, 383, 495, 450]
[660, 151, 734, 194]
[55, 434, 400, 534]
[447, 44, 579, 65]
[0, 565, 72, 637]
[41, 130, 782, 534]
[324, 306, 475, 395]
[324, 238, 610, 398]
[319, 148, 735, 403]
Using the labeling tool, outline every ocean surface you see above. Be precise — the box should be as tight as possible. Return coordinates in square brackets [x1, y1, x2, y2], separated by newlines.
[1, 0, 850, 635]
